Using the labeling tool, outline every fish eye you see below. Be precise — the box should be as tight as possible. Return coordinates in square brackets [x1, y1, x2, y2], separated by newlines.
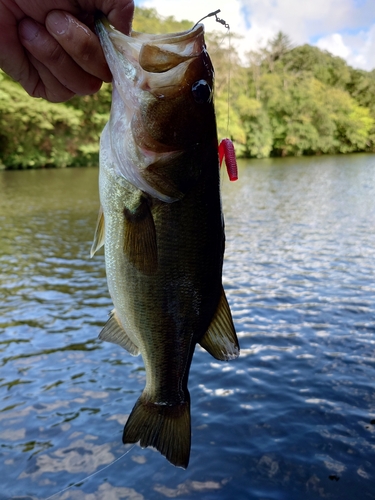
[192, 80, 212, 103]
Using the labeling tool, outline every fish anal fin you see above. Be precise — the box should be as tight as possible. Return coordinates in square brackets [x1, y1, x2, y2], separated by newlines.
[90, 205, 105, 257]
[99, 310, 139, 356]
[199, 287, 239, 361]
[123, 392, 191, 468]
[123, 196, 158, 275]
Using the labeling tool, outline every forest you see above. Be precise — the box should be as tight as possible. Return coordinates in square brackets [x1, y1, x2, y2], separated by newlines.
[0, 6, 374, 169]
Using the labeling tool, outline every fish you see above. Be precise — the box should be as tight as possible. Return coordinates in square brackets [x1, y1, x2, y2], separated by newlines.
[92, 18, 240, 469]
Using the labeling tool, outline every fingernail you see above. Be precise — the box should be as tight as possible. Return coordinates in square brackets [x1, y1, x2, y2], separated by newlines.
[46, 10, 69, 36]
[19, 19, 40, 42]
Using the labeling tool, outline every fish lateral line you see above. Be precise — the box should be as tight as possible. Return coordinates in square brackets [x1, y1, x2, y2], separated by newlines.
[219, 138, 238, 181]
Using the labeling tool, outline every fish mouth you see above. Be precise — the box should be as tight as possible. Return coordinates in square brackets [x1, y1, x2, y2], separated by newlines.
[96, 19, 207, 100]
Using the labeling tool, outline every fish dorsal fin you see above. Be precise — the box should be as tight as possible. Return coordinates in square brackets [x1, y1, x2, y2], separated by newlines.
[90, 205, 105, 257]
[199, 288, 239, 361]
[123, 195, 158, 275]
[99, 310, 140, 356]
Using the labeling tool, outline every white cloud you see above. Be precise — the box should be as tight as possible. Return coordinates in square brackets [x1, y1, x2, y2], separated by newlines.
[317, 25, 375, 70]
[344, 24, 375, 70]
[134, 0, 375, 70]
[316, 33, 351, 59]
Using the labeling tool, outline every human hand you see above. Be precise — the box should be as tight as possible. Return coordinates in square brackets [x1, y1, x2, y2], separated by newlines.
[0, 0, 134, 102]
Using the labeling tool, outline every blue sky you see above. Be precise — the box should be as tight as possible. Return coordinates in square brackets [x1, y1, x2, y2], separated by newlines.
[134, 0, 375, 70]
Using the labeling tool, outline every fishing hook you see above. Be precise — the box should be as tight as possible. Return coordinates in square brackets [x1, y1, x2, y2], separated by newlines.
[193, 9, 230, 30]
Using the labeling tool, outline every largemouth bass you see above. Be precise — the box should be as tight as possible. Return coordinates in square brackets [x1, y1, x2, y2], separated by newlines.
[92, 18, 239, 469]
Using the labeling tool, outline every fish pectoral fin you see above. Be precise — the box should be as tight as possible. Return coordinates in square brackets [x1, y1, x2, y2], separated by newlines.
[142, 157, 185, 201]
[90, 205, 105, 257]
[142, 151, 200, 201]
[123, 392, 191, 469]
[199, 287, 240, 361]
[99, 309, 140, 356]
[123, 195, 158, 275]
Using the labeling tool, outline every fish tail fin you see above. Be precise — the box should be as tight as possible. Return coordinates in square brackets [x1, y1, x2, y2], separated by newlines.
[122, 392, 191, 468]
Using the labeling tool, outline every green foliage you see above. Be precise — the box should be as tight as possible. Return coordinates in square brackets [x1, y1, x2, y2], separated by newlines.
[0, 8, 374, 168]
[235, 95, 273, 158]
[252, 71, 373, 156]
[132, 7, 192, 33]
[280, 44, 352, 88]
[239, 33, 374, 157]
[0, 76, 83, 168]
[327, 87, 373, 153]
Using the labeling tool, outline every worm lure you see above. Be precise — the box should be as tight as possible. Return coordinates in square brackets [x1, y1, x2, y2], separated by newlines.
[219, 138, 238, 181]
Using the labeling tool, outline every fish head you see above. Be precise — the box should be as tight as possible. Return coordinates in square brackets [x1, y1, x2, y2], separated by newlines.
[97, 19, 218, 200]
[134, 28, 217, 150]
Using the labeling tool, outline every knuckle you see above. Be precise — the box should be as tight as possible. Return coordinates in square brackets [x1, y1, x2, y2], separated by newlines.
[44, 42, 67, 67]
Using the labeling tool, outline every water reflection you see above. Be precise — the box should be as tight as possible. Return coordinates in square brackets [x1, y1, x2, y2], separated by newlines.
[154, 479, 223, 497]
[1, 156, 375, 499]
[57, 483, 144, 500]
[21, 436, 116, 477]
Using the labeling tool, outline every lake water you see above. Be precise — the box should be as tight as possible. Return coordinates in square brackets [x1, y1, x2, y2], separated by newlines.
[1, 154, 375, 500]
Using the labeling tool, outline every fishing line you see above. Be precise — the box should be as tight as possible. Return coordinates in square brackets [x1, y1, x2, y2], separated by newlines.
[44, 443, 136, 500]
[193, 9, 232, 136]
[193, 9, 230, 30]
[193, 9, 230, 45]
[226, 30, 232, 136]
[193, 10, 235, 180]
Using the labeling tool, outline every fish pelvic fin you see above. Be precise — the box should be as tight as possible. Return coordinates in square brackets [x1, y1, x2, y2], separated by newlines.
[90, 205, 105, 257]
[99, 309, 140, 356]
[199, 287, 240, 361]
[123, 392, 191, 469]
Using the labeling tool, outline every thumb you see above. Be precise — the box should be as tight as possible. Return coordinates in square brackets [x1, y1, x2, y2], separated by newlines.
[95, 0, 134, 35]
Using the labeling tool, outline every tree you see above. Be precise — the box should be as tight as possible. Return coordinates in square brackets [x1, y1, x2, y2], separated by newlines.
[263, 31, 294, 72]
[1, 7, 374, 168]
[279, 44, 351, 88]
[0, 72, 84, 168]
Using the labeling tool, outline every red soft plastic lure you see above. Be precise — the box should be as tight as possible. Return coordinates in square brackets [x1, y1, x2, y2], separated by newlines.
[218, 138, 238, 181]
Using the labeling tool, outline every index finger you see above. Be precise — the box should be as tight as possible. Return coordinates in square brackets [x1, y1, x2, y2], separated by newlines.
[0, 4, 32, 85]
[46, 10, 112, 83]
[19, 17, 103, 100]
[98, 0, 134, 35]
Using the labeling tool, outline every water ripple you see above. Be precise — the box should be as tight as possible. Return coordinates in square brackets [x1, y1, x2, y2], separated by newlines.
[1, 157, 375, 499]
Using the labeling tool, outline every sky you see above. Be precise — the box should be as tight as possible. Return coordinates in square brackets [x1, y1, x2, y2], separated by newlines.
[134, 0, 375, 71]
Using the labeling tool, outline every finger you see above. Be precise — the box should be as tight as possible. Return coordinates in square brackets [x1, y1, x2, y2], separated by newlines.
[46, 10, 112, 83]
[19, 17, 103, 98]
[0, 17, 73, 102]
[0, 3, 30, 85]
[97, 0, 135, 35]
[25, 51, 75, 102]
